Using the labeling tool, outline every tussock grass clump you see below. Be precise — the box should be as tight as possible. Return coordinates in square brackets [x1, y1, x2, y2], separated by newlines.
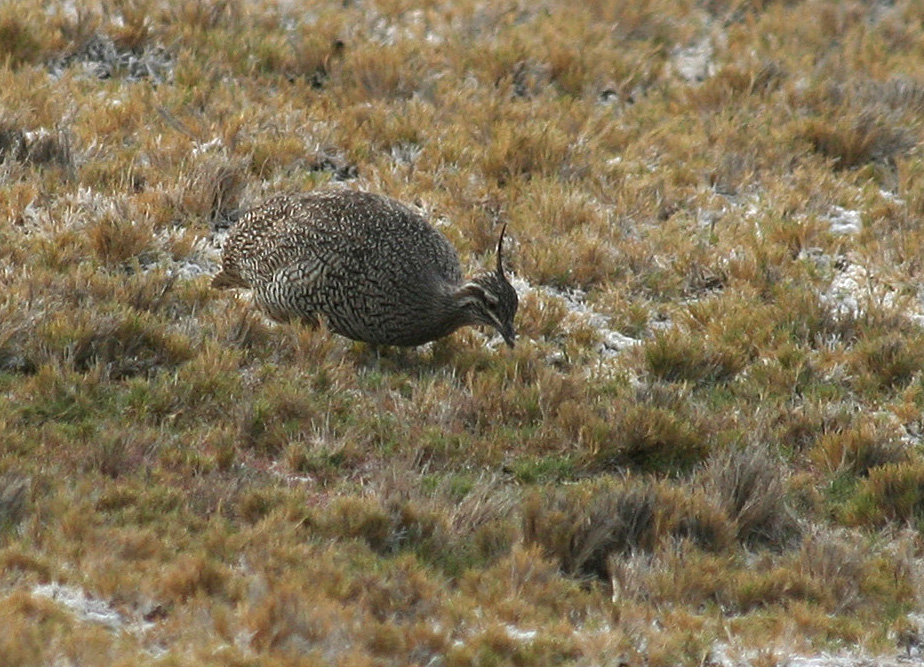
[587, 401, 710, 474]
[800, 112, 915, 170]
[794, 529, 869, 615]
[868, 77, 924, 115]
[700, 445, 800, 547]
[811, 418, 906, 477]
[659, 485, 736, 554]
[82, 424, 151, 479]
[850, 332, 924, 393]
[521, 237, 618, 291]
[313, 470, 518, 575]
[40, 310, 193, 381]
[173, 154, 249, 225]
[0, 591, 75, 665]
[480, 118, 578, 186]
[320, 495, 406, 555]
[159, 552, 231, 603]
[847, 461, 924, 527]
[245, 583, 358, 656]
[459, 543, 595, 625]
[729, 526, 915, 620]
[643, 328, 745, 385]
[336, 43, 427, 103]
[796, 73, 923, 172]
[523, 476, 658, 580]
[446, 622, 582, 666]
[239, 385, 325, 457]
[0, 11, 42, 67]
[0, 120, 72, 170]
[688, 59, 787, 108]
[0, 474, 31, 536]
[86, 212, 154, 267]
[523, 475, 736, 580]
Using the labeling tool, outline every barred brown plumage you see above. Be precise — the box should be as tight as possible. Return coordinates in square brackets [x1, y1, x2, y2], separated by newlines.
[212, 189, 518, 348]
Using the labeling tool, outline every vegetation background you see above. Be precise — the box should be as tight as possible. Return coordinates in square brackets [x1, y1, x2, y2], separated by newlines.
[2, 0, 924, 664]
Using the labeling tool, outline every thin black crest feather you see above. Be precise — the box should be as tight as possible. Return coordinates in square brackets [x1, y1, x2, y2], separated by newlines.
[496, 222, 508, 277]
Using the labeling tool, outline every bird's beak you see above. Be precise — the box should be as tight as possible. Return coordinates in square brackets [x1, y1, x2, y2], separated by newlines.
[502, 327, 516, 349]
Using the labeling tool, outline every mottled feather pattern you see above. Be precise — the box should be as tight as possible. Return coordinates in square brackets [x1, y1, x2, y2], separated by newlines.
[214, 188, 518, 347]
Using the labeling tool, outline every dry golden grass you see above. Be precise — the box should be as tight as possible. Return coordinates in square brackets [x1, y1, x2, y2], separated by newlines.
[1, 0, 924, 664]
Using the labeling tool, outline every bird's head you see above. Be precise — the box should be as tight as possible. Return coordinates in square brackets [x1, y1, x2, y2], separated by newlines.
[456, 223, 519, 347]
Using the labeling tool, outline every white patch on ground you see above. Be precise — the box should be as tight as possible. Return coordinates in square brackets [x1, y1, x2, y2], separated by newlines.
[709, 642, 915, 667]
[32, 583, 132, 631]
[45, 0, 79, 19]
[27, 584, 176, 661]
[22, 128, 53, 144]
[512, 277, 641, 356]
[155, 229, 223, 280]
[823, 261, 868, 318]
[191, 136, 225, 156]
[825, 206, 863, 235]
[820, 256, 924, 326]
[504, 625, 538, 642]
[672, 38, 715, 83]
[28, 582, 171, 660]
[166, 256, 221, 280]
[366, 7, 446, 46]
[389, 142, 423, 166]
[52, 186, 128, 231]
[879, 189, 905, 205]
[211, 227, 231, 250]
[266, 460, 314, 485]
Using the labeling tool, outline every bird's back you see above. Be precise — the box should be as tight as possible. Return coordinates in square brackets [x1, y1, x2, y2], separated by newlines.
[214, 189, 467, 344]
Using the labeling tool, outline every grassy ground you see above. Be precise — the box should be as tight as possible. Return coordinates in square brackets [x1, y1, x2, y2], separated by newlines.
[2, 0, 924, 664]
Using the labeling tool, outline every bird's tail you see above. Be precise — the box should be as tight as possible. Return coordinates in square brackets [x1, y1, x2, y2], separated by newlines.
[211, 268, 249, 289]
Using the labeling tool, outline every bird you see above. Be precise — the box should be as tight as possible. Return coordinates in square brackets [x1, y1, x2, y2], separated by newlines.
[212, 189, 518, 348]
